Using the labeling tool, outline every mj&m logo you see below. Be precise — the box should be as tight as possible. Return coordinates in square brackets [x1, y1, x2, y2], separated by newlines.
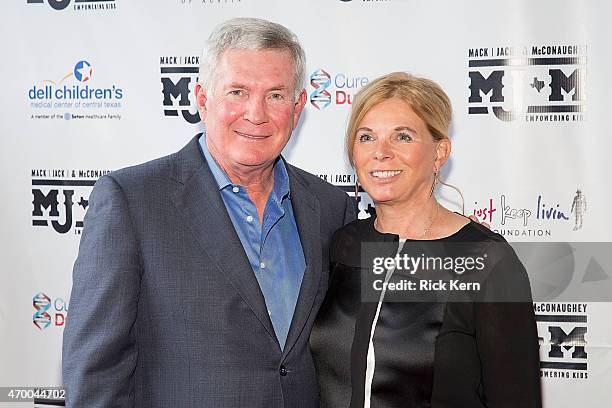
[468, 45, 587, 123]
[535, 303, 588, 379]
[31, 169, 111, 235]
[160, 55, 201, 124]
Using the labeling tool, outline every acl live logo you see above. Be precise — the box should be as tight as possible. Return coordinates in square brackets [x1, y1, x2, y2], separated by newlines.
[33, 292, 68, 330]
[28, 59, 124, 121]
[27, 0, 116, 11]
[160, 55, 201, 124]
[535, 303, 588, 379]
[468, 44, 587, 122]
[31, 168, 111, 235]
[309, 68, 369, 110]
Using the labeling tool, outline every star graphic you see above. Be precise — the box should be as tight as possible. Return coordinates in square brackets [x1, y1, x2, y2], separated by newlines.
[75, 61, 92, 82]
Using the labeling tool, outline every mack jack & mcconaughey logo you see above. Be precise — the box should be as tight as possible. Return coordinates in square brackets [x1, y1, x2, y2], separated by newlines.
[535, 302, 588, 380]
[160, 55, 201, 124]
[31, 168, 111, 235]
[468, 45, 587, 123]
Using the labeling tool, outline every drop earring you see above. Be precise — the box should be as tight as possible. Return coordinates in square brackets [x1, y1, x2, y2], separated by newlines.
[429, 169, 439, 198]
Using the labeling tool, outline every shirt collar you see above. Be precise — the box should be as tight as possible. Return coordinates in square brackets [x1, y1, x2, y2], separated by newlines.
[198, 133, 291, 200]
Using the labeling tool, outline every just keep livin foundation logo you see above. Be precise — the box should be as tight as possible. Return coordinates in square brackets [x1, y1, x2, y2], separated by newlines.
[469, 189, 587, 239]
[28, 59, 124, 121]
[468, 45, 587, 123]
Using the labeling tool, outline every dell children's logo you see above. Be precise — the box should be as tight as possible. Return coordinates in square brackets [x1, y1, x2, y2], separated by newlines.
[28, 60, 124, 118]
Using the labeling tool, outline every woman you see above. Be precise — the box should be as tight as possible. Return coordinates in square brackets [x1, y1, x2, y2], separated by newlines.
[310, 72, 541, 408]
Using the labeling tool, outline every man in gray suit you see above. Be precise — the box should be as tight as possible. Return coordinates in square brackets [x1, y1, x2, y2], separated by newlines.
[62, 18, 355, 407]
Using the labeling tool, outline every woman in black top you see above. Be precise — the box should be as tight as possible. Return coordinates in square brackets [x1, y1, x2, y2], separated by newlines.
[310, 72, 541, 408]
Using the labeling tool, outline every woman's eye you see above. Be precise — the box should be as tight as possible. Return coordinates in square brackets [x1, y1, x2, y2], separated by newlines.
[357, 133, 374, 142]
[396, 132, 412, 142]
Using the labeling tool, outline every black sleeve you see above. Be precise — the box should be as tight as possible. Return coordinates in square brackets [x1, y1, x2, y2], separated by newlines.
[474, 247, 542, 408]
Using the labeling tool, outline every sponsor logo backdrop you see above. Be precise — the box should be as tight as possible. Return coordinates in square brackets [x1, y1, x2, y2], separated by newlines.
[1, 0, 610, 406]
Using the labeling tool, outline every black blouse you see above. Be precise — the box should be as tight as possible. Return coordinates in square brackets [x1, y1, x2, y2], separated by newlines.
[310, 217, 541, 408]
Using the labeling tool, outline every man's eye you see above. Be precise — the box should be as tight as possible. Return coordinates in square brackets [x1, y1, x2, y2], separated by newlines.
[229, 90, 244, 96]
[270, 93, 284, 100]
[357, 133, 374, 142]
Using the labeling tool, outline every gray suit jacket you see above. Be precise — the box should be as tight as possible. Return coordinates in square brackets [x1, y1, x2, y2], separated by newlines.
[62, 135, 356, 407]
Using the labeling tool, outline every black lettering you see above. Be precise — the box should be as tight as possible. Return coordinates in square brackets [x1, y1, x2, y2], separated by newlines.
[549, 69, 584, 102]
[32, 189, 59, 216]
[469, 71, 505, 103]
[161, 77, 192, 106]
[548, 326, 587, 359]
[51, 190, 74, 234]
[47, 0, 71, 10]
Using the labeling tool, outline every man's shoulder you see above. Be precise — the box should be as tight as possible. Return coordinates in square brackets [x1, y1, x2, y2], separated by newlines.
[285, 162, 349, 204]
[104, 136, 200, 191]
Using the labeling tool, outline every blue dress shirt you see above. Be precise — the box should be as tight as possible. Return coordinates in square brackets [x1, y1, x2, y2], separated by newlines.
[199, 135, 306, 350]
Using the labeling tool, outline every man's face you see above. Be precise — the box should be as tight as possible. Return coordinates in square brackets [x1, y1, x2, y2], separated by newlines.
[196, 48, 306, 175]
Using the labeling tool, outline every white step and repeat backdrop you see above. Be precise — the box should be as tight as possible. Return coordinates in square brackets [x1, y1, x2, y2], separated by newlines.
[1, 0, 611, 406]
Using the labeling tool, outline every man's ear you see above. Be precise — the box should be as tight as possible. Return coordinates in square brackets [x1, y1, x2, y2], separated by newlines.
[434, 138, 451, 171]
[195, 83, 208, 122]
[292, 89, 307, 130]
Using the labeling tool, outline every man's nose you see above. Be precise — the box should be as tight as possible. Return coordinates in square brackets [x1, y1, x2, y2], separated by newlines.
[243, 96, 268, 124]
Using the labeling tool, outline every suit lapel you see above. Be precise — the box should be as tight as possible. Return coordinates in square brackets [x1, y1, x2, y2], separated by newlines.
[282, 165, 322, 358]
[170, 136, 277, 342]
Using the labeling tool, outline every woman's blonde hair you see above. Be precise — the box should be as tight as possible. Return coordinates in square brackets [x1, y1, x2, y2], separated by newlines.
[346, 72, 452, 166]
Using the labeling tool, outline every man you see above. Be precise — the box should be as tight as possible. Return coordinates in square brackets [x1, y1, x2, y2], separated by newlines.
[62, 18, 355, 407]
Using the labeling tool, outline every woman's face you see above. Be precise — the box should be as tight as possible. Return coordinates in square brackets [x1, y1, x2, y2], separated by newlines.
[353, 97, 446, 206]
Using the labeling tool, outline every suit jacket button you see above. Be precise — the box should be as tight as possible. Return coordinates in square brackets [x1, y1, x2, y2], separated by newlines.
[279, 365, 288, 376]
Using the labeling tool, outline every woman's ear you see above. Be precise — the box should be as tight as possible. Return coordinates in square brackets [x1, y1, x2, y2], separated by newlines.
[434, 138, 451, 171]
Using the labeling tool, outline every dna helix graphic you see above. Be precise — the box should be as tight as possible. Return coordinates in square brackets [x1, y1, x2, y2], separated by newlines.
[309, 69, 332, 110]
[33, 292, 52, 330]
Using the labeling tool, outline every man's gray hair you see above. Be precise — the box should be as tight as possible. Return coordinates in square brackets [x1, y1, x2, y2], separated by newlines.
[198, 17, 306, 99]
